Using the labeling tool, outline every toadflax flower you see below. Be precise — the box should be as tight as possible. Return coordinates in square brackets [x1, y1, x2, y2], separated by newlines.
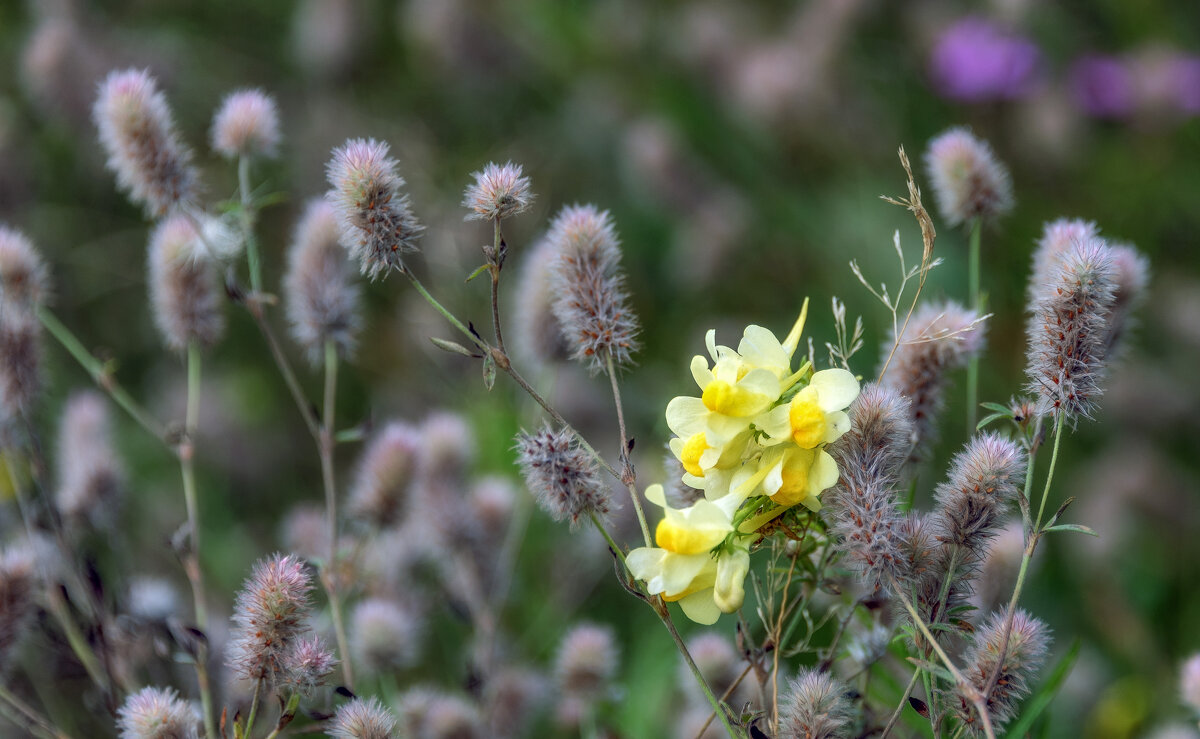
[626, 484, 750, 625]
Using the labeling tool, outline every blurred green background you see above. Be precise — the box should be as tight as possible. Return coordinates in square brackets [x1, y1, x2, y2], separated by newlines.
[2, 0, 1199, 737]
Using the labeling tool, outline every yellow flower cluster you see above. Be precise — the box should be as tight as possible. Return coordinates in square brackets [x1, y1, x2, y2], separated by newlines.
[627, 302, 860, 624]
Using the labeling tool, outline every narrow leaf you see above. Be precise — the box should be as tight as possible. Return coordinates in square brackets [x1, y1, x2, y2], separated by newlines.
[1043, 523, 1098, 537]
[465, 263, 490, 283]
[1046, 496, 1076, 528]
[979, 401, 1013, 414]
[482, 355, 497, 391]
[976, 412, 1008, 431]
[430, 337, 478, 358]
[1005, 639, 1081, 738]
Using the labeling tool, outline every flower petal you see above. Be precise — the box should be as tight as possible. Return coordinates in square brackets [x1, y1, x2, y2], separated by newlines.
[737, 325, 789, 374]
[714, 548, 750, 613]
[806, 449, 840, 497]
[809, 369, 860, 412]
[677, 589, 722, 625]
[690, 355, 714, 390]
[666, 397, 709, 438]
[823, 410, 851, 444]
[757, 404, 792, 444]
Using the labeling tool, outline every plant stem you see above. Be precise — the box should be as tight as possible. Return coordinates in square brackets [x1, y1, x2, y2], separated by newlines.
[239, 156, 263, 296]
[243, 678, 262, 739]
[320, 340, 354, 690]
[489, 216, 506, 356]
[245, 303, 322, 441]
[0, 684, 68, 739]
[38, 307, 167, 442]
[605, 352, 652, 547]
[967, 217, 982, 430]
[881, 668, 922, 739]
[181, 342, 217, 739]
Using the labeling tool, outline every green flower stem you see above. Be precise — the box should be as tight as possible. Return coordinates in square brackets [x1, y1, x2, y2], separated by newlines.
[967, 217, 982, 431]
[890, 579, 996, 739]
[489, 216, 506, 355]
[181, 342, 217, 739]
[239, 156, 263, 296]
[880, 668, 922, 739]
[243, 678, 263, 739]
[588, 514, 741, 739]
[0, 684, 68, 739]
[38, 307, 167, 443]
[605, 352, 652, 547]
[321, 340, 354, 690]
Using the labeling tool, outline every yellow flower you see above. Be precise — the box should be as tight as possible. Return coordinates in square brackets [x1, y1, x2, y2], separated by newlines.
[626, 485, 750, 625]
[760, 368, 859, 449]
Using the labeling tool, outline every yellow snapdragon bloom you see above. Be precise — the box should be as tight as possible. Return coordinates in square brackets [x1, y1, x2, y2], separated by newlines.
[759, 368, 859, 449]
[626, 485, 751, 625]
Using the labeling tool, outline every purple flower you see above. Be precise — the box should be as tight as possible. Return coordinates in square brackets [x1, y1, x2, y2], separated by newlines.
[1170, 56, 1200, 115]
[1070, 55, 1136, 118]
[929, 17, 1040, 102]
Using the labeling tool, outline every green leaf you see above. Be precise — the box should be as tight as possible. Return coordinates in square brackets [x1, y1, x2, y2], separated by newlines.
[1043, 523, 1098, 537]
[465, 263, 490, 282]
[979, 401, 1013, 415]
[907, 657, 954, 683]
[252, 190, 290, 209]
[1006, 639, 1081, 738]
[430, 337, 478, 358]
[976, 412, 1008, 431]
[482, 354, 496, 391]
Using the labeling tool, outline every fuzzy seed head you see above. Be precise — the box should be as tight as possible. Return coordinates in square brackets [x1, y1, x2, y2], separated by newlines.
[325, 138, 422, 280]
[94, 69, 197, 216]
[347, 422, 421, 526]
[327, 696, 397, 739]
[0, 547, 36, 671]
[1028, 219, 1099, 304]
[1181, 654, 1200, 713]
[882, 301, 986, 464]
[932, 434, 1026, 568]
[547, 204, 639, 373]
[417, 411, 476, 481]
[116, 686, 198, 739]
[954, 609, 1051, 734]
[148, 215, 226, 351]
[555, 623, 618, 700]
[515, 424, 612, 527]
[924, 127, 1014, 227]
[0, 225, 49, 317]
[415, 694, 484, 739]
[827, 384, 914, 591]
[778, 669, 854, 739]
[512, 235, 570, 370]
[284, 198, 362, 364]
[228, 553, 314, 689]
[351, 597, 421, 674]
[210, 89, 280, 160]
[280, 636, 337, 697]
[484, 667, 548, 739]
[1025, 239, 1117, 422]
[0, 316, 41, 425]
[1103, 242, 1150, 358]
[55, 390, 124, 526]
[462, 161, 534, 221]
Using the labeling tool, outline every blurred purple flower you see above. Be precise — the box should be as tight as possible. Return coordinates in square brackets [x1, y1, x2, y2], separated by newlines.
[929, 17, 1040, 102]
[1070, 55, 1135, 118]
[1170, 56, 1200, 115]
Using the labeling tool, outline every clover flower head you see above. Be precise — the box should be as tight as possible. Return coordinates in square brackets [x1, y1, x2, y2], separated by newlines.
[515, 424, 611, 527]
[148, 215, 226, 351]
[953, 609, 1051, 735]
[0, 225, 48, 317]
[116, 686, 198, 739]
[924, 126, 1013, 227]
[211, 88, 280, 159]
[227, 553, 314, 689]
[327, 696, 397, 739]
[285, 198, 362, 364]
[779, 669, 855, 739]
[55, 390, 123, 526]
[462, 161, 534, 221]
[555, 623, 618, 700]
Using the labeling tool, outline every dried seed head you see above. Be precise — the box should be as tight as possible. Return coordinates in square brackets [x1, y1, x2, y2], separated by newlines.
[210, 89, 280, 160]
[284, 198, 362, 365]
[827, 385, 914, 592]
[148, 215, 226, 351]
[94, 69, 197, 216]
[953, 609, 1051, 734]
[280, 636, 337, 697]
[555, 623, 618, 701]
[55, 390, 124, 527]
[547, 204, 639, 373]
[462, 161, 534, 221]
[924, 127, 1014, 227]
[1181, 654, 1200, 713]
[0, 315, 41, 425]
[1103, 242, 1150, 358]
[1025, 239, 1117, 423]
[227, 553, 313, 690]
[881, 301, 986, 464]
[0, 225, 49, 316]
[0, 547, 36, 672]
[515, 424, 612, 527]
[512, 234, 570, 371]
[778, 669, 855, 739]
[932, 433, 1025, 560]
[327, 696, 397, 739]
[350, 597, 422, 675]
[116, 686, 199, 739]
[325, 138, 422, 280]
[1028, 219, 1100, 304]
[347, 421, 421, 526]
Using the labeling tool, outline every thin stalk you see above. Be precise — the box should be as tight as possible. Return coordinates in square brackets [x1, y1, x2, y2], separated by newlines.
[320, 340, 354, 690]
[694, 663, 753, 739]
[890, 581, 996, 739]
[244, 303, 321, 441]
[489, 216, 506, 355]
[38, 307, 166, 442]
[0, 684, 68, 739]
[881, 668, 921, 739]
[238, 156, 263, 295]
[181, 342, 216, 739]
[588, 514, 740, 738]
[605, 352, 651, 547]
[243, 679, 263, 739]
[966, 218, 982, 430]
[771, 550, 801, 732]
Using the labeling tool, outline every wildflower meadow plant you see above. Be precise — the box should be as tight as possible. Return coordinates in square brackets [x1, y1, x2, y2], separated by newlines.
[0, 58, 1156, 739]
